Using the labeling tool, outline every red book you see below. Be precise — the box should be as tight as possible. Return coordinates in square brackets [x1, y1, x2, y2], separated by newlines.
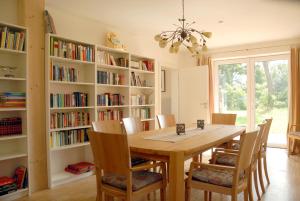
[0, 177, 15, 187]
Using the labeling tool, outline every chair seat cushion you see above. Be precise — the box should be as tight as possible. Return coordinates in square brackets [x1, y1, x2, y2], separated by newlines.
[191, 168, 242, 187]
[102, 171, 162, 191]
[131, 157, 149, 166]
[215, 155, 237, 166]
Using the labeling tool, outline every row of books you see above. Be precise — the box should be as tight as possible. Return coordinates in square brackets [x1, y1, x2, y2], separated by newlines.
[50, 111, 90, 129]
[50, 37, 95, 62]
[131, 60, 154, 72]
[97, 51, 128, 67]
[97, 93, 125, 106]
[0, 92, 26, 108]
[131, 108, 151, 120]
[131, 94, 147, 106]
[65, 162, 94, 175]
[50, 92, 88, 108]
[97, 71, 125, 85]
[130, 72, 150, 87]
[97, 109, 123, 121]
[51, 64, 79, 82]
[0, 117, 22, 136]
[0, 26, 26, 51]
[49, 128, 89, 148]
[142, 121, 150, 131]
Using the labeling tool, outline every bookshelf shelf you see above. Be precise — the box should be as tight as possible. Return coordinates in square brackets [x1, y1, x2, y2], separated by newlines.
[50, 142, 90, 152]
[97, 84, 129, 88]
[131, 69, 155, 74]
[141, 118, 155, 122]
[131, 104, 155, 108]
[52, 171, 94, 187]
[97, 63, 129, 71]
[0, 153, 27, 161]
[49, 125, 92, 132]
[0, 135, 27, 141]
[0, 47, 26, 55]
[50, 81, 94, 86]
[131, 86, 154, 89]
[50, 56, 95, 65]
[50, 106, 94, 110]
[96, 105, 130, 109]
[0, 77, 26, 81]
[0, 108, 26, 112]
[0, 188, 29, 201]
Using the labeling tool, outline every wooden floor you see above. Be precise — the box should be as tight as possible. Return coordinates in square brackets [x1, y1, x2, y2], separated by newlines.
[16, 148, 300, 201]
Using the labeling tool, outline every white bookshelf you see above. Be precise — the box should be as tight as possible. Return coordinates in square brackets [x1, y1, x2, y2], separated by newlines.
[45, 34, 157, 187]
[0, 22, 29, 200]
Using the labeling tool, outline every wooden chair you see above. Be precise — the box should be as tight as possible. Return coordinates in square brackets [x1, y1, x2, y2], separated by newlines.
[156, 114, 176, 129]
[212, 113, 237, 125]
[185, 130, 259, 201]
[122, 117, 143, 135]
[92, 120, 123, 134]
[88, 131, 167, 201]
[212, 122, 267, 201]
[288, 124, 300, 156]
[257, 118, 272, 195]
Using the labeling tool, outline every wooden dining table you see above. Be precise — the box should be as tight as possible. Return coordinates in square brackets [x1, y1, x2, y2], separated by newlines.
[128, 124, 246, 201]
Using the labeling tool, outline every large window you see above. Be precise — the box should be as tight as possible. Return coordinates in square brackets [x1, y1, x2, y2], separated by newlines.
[215, 55, 290, 147]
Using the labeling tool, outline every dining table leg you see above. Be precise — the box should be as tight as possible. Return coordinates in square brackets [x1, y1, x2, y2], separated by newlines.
[169, 151, 185, 201]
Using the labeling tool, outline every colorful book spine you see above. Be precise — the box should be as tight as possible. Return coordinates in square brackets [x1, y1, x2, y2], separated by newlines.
[0, 26, 25, 51]
[97, 51, 128, 67]
[97, 109, 123, 121]
[131, 108, 151, 119]
[51, 64, 78, 82]
[0, 117, 22, 136]
[50, 111, 90, 129]
[50, 37, 94, 62]
[97, 71, 125, 85]
[49, 128, 89, 148]
[130, 94, 147, 105]
[0, 92, 26, 108]
[97, 93, 124, 106]
[50, 92, 88, 108]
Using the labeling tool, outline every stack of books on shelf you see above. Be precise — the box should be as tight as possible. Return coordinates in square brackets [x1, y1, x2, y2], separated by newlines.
[0, 26, 26, 51]
[50, 128, 89, 148]
[51, 64, 78, 82]
[50, 111, 90, 129]
[65, 162, 94, 175]
[97, 71, 125, 85]
[97, 51, 128, 67]
[131, 72, 150, 87]
[0, 166, 28, 196]
[97, 93, 125, 106]
[130, 60, 154, 72]
[142, 122, 150, 131]
[50, 38, 94, 62]
[0, 92, 26, 108]
[131, 108, 151, 119]
[0, 117, 22, 136]
[97, 109, 123, 121]
[50, 92, 88, 108]
[131, 94, 147, 105]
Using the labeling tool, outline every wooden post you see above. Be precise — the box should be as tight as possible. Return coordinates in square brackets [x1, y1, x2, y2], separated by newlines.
[18, 0, 48, 192]
[169, 151, 185, 201]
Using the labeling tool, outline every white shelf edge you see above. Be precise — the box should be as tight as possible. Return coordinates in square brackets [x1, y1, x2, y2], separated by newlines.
[97, 84, 129, 88]
[131, 86, 154, 89]
[50, 81, 94, 86]
[97, 45, 129, 54]
[0, 48, 26, 55]
[96, 105, 130, 109]
[0, 108, 26, 112]
[50, 106, 94, 110]
[130, 69, 155, 74]
[50, 142, 90, 152]
[0, 188, 28, 201]
[97, 63, 129, 70]
[0, 77, 26, 81]
[131, 104, 155, 107]
[141, 118, 155, 122]
[49, 125, 91, 132]
[51, 171, 94, 187]
[0, 135, 27, 141]
[0, 153, 27, 161]
[50, 56, 95, 65]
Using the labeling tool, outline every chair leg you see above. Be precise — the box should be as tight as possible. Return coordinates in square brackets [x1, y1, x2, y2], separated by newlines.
[160, 188, 167, 201]
[244, 187, 249, 201]
[263, 155, 270, 185]
[104, 194, 113, 201]
[185, 184, 191, 201]
[208, 192, 212, 201]
[204, 191, 208, 201]
[147, 193, 151, 200]
[288, 136, 291, 157]
[231, 193, 238, 201]
[254, 169, 261, 200]
[258, 157, 266, 194]
[248, 172, 254, 201]
[96, 192, 102, 201]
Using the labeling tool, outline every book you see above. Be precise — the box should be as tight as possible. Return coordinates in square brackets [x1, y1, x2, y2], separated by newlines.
[50, 92, 88, 108]
[97, 93, 124, 106]
[0, 92, 26, 108]
[50, 128, 89, 148]
[0, 117, 22, 136]
[65, 162, 94, 175]
[50, 111, 90, 129]
[97, 109, 123, 121]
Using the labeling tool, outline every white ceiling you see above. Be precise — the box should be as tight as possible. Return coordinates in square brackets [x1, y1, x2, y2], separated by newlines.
[46, 0, 300, 48]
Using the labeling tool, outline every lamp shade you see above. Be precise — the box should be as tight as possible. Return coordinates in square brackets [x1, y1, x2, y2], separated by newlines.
[202, 32, 212, 38]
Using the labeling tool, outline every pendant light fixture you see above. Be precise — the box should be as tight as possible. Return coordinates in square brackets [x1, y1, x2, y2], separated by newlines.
[154, 0, 212, 55]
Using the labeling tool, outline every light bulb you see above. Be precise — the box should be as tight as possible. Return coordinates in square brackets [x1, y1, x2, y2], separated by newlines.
[187, 46, 195, 54]
[173, 41, 182, 48]
[189, 34, 197, 43]
[159, 40, 167, 48]
[154, 34, 162, 41]
[202, 32, 212, 38]
[202, 45, 208, 51]
[169, 45, 175, 53]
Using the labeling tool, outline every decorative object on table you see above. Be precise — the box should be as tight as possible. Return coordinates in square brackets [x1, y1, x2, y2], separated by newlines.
[176, 123, 185, 135]
[161, 69, 166, 92]
[65, 162, 95, 175]
[197, 119, 205, 129]
[0, 65, 17, 78]
[154, 0, 212, 56]
[105, 32, 126, 50]
[44, 10, 56, 34]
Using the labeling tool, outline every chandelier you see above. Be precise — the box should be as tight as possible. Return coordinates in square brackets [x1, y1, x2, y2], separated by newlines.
[154, 0, 212, 55]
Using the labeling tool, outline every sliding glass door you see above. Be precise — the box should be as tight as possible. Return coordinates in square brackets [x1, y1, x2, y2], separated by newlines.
[215, 54, 290, 147]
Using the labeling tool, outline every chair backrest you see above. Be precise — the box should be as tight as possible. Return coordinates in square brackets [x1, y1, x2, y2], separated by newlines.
[261, 118, 272, 145]
[92, 120, 123, 134]
[236, 130, 259, 172]
[88, 131, 130, 175]
[211, 113, 237, 125]
[157, 114, 176, 129]
[122, 117, 142, 135]
[253, 122, 267, 158]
